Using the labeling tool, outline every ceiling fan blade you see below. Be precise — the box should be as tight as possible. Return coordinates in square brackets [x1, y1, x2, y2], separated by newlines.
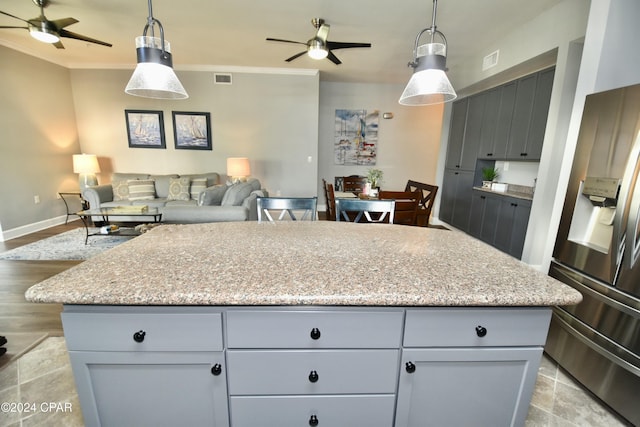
[326, 41, 372, 50]
[50, 17, 79, 29]
[59, 29, 112, 47]
[0, 10, 29, 23]
[53, 40, 65, 49]
[316, 23, 330, 43]
[285, 51, 307, 62]
[0, 25, 28, 29]
[327, 51, 342, 65]
[266, 37, 306, 45]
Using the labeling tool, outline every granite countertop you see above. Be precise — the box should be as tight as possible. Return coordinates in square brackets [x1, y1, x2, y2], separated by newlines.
[25, 222, 582, 307]
[473, 186, 534, 201]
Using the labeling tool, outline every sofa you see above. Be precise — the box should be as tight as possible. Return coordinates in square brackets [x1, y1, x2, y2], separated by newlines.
[82, 172, 265, 223]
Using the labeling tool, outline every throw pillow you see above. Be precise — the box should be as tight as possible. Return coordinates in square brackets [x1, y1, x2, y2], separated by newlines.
[112, 180, 129, 201]
[198, 185, 229, 206]
[167, 177, 191, 201]
[190, 178, 208, 200]
[128, 179, 156, 201]
[221, 182, 253, 206]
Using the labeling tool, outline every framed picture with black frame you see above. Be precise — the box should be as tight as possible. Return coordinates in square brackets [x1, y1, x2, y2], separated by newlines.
[172, 111, 212, 150]
[125, 110, 166, 149]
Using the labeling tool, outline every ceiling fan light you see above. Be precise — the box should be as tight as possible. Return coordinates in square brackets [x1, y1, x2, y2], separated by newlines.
[399, 68, 457, 106]
[29, 24, 59, 44]
[307, 39, 328, 60]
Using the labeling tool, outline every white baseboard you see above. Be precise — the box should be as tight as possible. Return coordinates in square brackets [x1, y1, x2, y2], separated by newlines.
[1, 216, 79, 242]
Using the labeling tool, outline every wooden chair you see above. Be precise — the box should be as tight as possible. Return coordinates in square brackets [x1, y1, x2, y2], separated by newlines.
[335, 198, 395, 223]
[342, 175, 368, 194]
[322, 179, 336, 221]
[378, 190, 421, 226]
[257, 197, 317, 222]
[405, 180, 439, 227]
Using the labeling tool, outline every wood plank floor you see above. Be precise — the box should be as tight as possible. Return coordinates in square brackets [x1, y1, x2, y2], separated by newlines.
[0, 223, 83, 337]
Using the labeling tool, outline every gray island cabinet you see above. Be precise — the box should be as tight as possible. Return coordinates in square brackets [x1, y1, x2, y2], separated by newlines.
[26, 222, 582, 427]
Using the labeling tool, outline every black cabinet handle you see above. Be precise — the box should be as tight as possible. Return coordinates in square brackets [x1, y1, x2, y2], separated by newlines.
[455, 164, 460, 168]
[480, 195, 486, 199]
[405, 361, 416, 373]
[487, 153, 493, 157]
[133, 330, 146, 343]
[211, 363, 222, 376]
[309, 370, 319, 383]
[511, 202, 518, 207]
[476, 326, 487, 337]
[310, 328, 321, 340]
[520, 153, 528, 157]
[309, 414, 319, 426]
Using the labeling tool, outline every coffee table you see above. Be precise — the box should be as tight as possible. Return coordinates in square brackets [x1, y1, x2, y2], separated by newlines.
[77, 207, 162, 245]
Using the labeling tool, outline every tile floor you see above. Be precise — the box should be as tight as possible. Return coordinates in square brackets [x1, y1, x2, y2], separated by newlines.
[0, 337, 632, 427]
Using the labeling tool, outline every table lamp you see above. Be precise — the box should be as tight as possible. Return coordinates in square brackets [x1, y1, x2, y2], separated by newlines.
[227, 157, 251, 183]
[73, 154, 101, 191]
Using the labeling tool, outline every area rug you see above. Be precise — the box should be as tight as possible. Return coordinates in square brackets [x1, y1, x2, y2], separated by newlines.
[0, 228, 131, 261]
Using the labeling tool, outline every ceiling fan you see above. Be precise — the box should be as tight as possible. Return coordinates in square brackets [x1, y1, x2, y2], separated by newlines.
[0, 0, 111, 49]
[266, 18, 371, 65]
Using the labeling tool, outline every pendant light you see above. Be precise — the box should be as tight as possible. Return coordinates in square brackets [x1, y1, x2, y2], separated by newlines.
[399, 0, 456, 106]
[125, 0, 188, 99]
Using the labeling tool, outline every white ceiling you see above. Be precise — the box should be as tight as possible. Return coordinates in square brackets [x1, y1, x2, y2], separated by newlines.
[0, 0, 562, 85]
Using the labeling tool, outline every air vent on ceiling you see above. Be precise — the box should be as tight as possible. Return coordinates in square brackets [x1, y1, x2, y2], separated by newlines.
[482, 50, 499, 71]
[214, 73, 232, 85]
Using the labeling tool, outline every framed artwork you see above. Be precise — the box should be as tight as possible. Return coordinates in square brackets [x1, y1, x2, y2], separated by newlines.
[125, 110, 166, 149]
[334, 109, 379, 165]
[172, 111, 212, 150]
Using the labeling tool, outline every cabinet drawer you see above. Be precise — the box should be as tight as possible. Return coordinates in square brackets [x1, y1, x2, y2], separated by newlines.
[230, 394, 396, 427]
[227, 349, 399, 395]
[62, 311, 223, 351]
[226, 309, 403, 348]
[403, 308, 551, 347]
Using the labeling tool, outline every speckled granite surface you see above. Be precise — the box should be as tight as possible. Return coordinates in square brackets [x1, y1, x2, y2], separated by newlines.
[25, 222, 582, 307]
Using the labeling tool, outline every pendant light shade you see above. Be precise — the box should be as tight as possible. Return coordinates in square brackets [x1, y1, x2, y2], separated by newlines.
[399, 0, 456, 106]
[125, 0, 188, 100]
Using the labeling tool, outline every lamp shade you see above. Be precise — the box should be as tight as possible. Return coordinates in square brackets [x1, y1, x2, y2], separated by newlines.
[227, 157, 251, 179]
[125, 36, 188, 100]
[399, 68, 457, 106]
[73, 154, 100, 174]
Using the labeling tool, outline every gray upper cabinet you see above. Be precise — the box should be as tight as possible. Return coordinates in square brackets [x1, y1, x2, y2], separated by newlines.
[478, 83, 517, 159]
[445, 98, 468, 169]
[506, 68, 555, 160]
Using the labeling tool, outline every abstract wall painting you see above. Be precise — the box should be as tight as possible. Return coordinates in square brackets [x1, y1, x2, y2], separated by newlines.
[334, 109, 379, 165]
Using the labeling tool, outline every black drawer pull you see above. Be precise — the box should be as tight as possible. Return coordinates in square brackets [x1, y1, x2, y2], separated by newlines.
[211, 363, 222, 376]
[309, 414, 319, 426]
[476, 326, 487, 337]
[308, 370, 319, 383]
[487, 153, 493, 157]
[405, 361, 416, 373]
[520, 153, 528, 156]
[480, 196, 486, 199]
[133, 330, 146, 343]
[310, 328, 321, 340]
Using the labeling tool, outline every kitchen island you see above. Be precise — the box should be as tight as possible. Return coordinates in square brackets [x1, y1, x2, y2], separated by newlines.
[26, 222, 581, 427]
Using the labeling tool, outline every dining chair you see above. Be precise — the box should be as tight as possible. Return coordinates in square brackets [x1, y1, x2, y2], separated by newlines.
[257, 197, 318, 222]
[335, 198, 395, 223]
[378, 190, 421, 226]
[322, 179, 336, 221]
[342, 175, 369, 195]
[405, 180, 439, 227]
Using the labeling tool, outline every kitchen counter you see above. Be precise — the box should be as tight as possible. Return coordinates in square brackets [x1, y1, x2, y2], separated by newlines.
[473, 185, 534, 201]
[25, 221, 580, 307]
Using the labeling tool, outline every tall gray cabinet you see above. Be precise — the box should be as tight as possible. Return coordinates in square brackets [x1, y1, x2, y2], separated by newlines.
[440, 67, 554, 258]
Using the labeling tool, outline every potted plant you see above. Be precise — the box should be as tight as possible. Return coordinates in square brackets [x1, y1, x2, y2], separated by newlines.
[367, 168, 383, 189]
[481, 167, 499, 188]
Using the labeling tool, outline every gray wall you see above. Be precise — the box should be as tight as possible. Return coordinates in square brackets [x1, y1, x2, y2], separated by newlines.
[71, 68, 320, 198]
[0, 45, 81, 238]
[318, 81, 444, 207]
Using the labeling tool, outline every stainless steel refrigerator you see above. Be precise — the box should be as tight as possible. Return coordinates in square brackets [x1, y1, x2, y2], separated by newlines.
[548, 83, 640, 426]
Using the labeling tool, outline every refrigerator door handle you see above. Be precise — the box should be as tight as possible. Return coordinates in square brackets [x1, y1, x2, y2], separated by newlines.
[617, 130, 640, 269]
[626, 131, 640, 268]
